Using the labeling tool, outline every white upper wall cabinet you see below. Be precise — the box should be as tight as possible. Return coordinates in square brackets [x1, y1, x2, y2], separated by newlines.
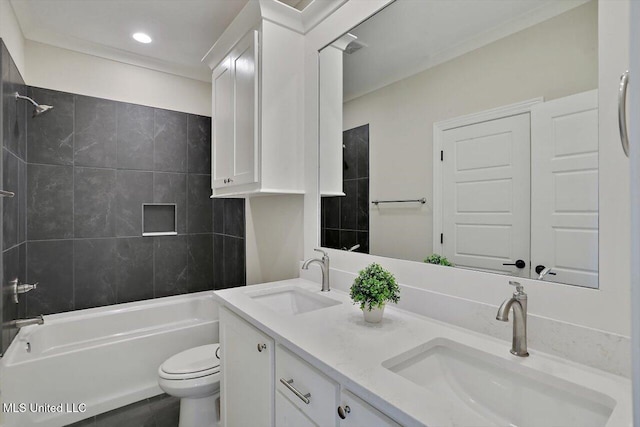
[204, 1, 306, 197]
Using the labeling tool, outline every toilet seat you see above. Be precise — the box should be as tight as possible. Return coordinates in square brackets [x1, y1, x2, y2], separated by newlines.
[159, 344, 221, 381]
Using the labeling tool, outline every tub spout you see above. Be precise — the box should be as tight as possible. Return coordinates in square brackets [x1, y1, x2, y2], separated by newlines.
[8, 315, 44, 328]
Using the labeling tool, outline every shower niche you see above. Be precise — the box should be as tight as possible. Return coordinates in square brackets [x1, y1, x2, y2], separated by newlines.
[142, 204, 178, 236]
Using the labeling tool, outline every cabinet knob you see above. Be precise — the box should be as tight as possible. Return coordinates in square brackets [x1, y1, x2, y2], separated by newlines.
[337, 405, 351, 419]
[223, 178, 234, 184]
[257, 343, 267, 352]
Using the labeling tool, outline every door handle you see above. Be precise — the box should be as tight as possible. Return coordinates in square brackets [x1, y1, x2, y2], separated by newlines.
[503, 259, 526, 269]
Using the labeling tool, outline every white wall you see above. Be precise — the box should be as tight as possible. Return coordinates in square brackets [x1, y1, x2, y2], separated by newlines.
[245, 195, 304, 285]
[0, 0, 25, 75]
[343, 1, 597, 262]
[304, 0, 631, 338]
[25, 41, 211, 116]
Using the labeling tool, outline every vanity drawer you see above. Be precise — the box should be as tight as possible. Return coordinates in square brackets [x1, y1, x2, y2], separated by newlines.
[276, 345, 339, 426]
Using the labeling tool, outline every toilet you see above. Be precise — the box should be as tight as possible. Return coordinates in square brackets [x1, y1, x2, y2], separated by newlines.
[158, 343, 221, 427]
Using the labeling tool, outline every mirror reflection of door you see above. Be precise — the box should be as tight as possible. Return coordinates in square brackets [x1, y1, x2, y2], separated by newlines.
[439, 113, 531, 277]
[531, 90, 599, 288]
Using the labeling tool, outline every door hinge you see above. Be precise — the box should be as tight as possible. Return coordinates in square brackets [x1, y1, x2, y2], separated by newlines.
[440, 150, 444, 161]
[440, 233, 443, 244]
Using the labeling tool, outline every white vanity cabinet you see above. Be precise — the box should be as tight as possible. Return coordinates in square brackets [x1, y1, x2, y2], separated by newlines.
[275, 345, 339, 426]
[219, 306, 400, 427]
[205, 3, 305, 198]
[219, 307, 274, 427]
[338, 390, 401, 427]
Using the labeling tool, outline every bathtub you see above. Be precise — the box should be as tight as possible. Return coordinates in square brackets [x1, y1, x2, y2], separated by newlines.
[0, 291, 218, 427]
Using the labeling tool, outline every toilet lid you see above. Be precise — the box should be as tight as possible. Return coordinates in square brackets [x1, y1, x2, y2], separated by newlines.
[160, 344, 220, 377]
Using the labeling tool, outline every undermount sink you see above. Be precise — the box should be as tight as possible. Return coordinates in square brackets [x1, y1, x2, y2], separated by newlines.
[382, 338, 615, 427]
[246, 285, 341, 315]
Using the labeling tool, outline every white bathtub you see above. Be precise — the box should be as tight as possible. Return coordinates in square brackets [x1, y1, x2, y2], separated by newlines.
[0, 291, 218, 427]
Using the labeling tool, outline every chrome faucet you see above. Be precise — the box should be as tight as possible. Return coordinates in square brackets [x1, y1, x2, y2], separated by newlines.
[8, 315, 44, 328]
[302, 249, 330, 292]
[496, 281, 529, 357]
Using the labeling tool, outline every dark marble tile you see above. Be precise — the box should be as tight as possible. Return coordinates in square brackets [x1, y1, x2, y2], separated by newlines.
[116, 103, 154, 170]
[213, 234, 223, 290]
[74, 239, 116, 310]
[354, 124, 369, 179]
[187, 174, 212, 234]
[26, 87, 74, 165]
[187, 115, 211, 174]
[223, 198, 244, 238]
[343, 128, 358, 180]
[26, 240, 74, 316]
[74, 167, 117, 238]
[212, 198, 224, 234]
[154, 109, 187, 173]
[2, 245, 20, 354]
[357, 178, 369, 231]
[18, 159, 26, 243]
[3, 44, 27, 160]
[340, 180, 357, 230]
[116, 237, 153, 304]
[187, 234, 213, 293]
[153, 173, 187, 234]
[357, 231, 369, 254]
[150, 394, 180, 427]
[3, 149, 19, 249]
[339, 230, 358, 252]
[154, 235, 187, 298]
[27, 164, 74, 240]
[94, 398, 155, 427]
[222, 236, 245, 289]
[74, 95, 117, 168]
[322, 196, 340, 229]
[324, 229, 340, 250]
[116, 170, 153, 237]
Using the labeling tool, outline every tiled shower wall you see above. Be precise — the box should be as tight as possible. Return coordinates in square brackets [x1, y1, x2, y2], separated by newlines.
[321, 124, 369, 253]
[13, 84, 245, 318]
[1, 41, 28, 353]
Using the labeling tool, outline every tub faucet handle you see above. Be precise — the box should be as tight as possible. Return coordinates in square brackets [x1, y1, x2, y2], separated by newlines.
[10, 278, 38, 303]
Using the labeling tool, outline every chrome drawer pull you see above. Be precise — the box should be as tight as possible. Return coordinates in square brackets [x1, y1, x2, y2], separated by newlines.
[279, 378, 311, 404]
[619, 70, 630, 157]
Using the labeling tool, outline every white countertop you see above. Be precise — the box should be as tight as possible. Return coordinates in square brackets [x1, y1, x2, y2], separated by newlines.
[214, 278, 632, 427]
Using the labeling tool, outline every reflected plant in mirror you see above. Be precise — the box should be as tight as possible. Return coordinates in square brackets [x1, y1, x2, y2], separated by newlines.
[319, 0, 599, 288]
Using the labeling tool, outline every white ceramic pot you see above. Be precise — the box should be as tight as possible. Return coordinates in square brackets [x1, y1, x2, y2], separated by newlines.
[362, 304, 385, 323]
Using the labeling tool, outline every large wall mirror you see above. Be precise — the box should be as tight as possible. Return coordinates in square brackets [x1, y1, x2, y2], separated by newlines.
[318, 0, 599, 288]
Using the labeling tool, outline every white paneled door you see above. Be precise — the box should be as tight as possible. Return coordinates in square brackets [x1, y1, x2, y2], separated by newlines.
[531, 90, 599, 288]
[441, 113, 531, 276]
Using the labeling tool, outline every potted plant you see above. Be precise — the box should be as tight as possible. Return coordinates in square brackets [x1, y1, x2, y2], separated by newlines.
[424, 254, 454, 266]
[350, 263, 400, 323]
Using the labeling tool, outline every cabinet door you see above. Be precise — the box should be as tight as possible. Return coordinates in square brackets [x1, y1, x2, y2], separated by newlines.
[232, 30, 259, 186]
[219, 307, 274, 427]
[276, 392, 319, 427]
[212, 57, 234, 189]
[338, 390, 400, 427]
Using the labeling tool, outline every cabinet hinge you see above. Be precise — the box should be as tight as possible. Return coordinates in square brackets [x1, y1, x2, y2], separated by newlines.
[440, 233, 444, 244]
[440, 150, 444, 161]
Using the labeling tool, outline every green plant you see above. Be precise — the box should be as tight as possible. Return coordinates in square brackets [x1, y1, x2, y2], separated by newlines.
[350, 263, 400, 311]
[424, 254, 454, 266]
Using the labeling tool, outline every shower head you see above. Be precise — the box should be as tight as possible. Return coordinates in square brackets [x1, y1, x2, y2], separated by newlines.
[33, 104, 54, 117]
[14, 92, 54, 118]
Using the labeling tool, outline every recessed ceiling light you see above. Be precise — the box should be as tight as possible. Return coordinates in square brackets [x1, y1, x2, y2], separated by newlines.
[132, 32, 152, 44]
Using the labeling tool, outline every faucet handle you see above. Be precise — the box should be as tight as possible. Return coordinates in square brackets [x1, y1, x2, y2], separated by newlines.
[508, 281, 525, 294]
[314, 248, 328, 258]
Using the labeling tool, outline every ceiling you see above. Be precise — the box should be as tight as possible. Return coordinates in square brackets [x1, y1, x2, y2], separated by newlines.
[10, 0, 250, 82]
[340, 0, 591, 101]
